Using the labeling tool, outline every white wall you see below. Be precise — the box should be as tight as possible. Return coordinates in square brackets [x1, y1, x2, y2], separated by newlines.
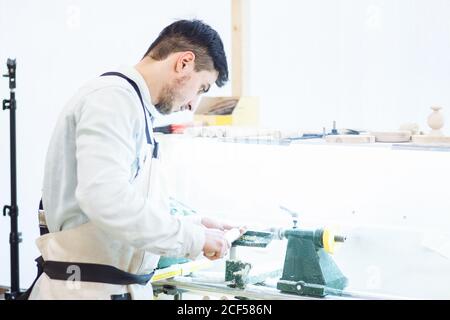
[248, 0, 450, 133]
[0, 0, 231, 288]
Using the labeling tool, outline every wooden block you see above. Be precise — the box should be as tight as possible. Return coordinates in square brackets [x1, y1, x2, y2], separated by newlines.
[325, 135, 375, 144]
[371, 131, 411, 143]
[412, 135, 450, 144]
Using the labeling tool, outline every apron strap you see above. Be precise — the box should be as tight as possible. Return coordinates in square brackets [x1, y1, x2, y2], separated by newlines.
[100, 72, 155, 147]
[38, 199, 49, 236]
[16, 256, 45, 300]
[41, 259, 154, 286]
[111, 293, 132, 300]
[19, 255, 153, 299]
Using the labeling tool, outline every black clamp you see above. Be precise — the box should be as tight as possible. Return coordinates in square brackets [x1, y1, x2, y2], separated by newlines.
[3, 58, 16, 89]
[3, 205, 10, 216]
[2, 59, 16, 111]
[3, 205, 18, 217]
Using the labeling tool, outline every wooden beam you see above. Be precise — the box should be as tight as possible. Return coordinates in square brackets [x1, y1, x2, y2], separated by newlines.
[231, 0, 248, 97]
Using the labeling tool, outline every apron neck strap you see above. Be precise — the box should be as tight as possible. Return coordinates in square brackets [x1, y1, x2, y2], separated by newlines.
[100, 72, 154, 146]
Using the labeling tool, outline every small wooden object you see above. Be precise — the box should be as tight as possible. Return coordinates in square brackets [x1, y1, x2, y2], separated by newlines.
[325, 134, 375, 144]
[370, 131, 411, 143]
[412, 105, 450, 143]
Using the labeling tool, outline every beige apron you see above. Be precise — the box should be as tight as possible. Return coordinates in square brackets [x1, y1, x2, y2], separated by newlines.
[29, 79, 166, 300]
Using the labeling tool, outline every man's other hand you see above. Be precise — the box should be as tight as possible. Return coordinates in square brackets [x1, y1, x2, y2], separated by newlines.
[201, 217, 247, 235]
[203, 228, 229, 260]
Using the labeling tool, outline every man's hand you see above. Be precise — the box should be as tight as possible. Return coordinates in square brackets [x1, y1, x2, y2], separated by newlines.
[201, 217, 248, 260]
[201, 217, 247, 235]
[203, 228, 229, 260]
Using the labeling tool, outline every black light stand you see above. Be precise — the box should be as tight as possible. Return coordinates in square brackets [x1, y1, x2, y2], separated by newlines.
[2, 58, 22, 300]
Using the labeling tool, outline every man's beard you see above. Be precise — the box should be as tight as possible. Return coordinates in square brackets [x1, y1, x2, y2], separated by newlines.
[155, 76, 190, 115]
[154, 84, 176, 115]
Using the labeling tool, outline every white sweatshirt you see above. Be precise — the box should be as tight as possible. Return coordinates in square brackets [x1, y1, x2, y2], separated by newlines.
[41, 65, 205, 259]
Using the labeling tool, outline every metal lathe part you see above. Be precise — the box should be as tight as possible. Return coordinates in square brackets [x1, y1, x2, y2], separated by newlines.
[334, 235, 346, 242]
[266, 227, 285, 240]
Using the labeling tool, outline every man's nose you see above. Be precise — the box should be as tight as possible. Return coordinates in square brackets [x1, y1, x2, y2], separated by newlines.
[187, 96, 200, 111]
[181, 104, 192, 111]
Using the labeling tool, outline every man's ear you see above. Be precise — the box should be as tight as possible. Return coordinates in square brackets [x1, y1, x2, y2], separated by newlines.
[175, 51, 196, 73]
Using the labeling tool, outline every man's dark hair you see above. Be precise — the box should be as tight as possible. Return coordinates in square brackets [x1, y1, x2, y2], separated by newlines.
[143, 19, 229, 87]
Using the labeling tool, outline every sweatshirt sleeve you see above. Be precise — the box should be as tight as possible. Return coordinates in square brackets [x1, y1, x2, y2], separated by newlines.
[74, 86, 205, 259]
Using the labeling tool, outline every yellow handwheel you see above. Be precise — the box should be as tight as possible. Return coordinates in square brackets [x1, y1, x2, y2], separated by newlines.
[322, 228, 335, 254]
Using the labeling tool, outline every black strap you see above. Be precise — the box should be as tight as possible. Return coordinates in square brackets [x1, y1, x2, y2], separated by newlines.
[100, 72, 159, 159]
[39, 199, 49, 236]
[19, 255, 153, 299]
[39, 225, 49, 236]
[16, 256, 44, 300]
[111, 293, 132, 300]
[42, 259, 154, 286]
[33, 197, 154, 290]
[100, 72, 153, 145]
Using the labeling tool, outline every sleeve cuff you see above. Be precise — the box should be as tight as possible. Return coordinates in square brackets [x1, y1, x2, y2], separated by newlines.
[185, 223, 206, 259]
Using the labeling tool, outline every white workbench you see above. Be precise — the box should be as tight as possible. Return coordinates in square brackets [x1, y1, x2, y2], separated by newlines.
[157, 134, 450, 299]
